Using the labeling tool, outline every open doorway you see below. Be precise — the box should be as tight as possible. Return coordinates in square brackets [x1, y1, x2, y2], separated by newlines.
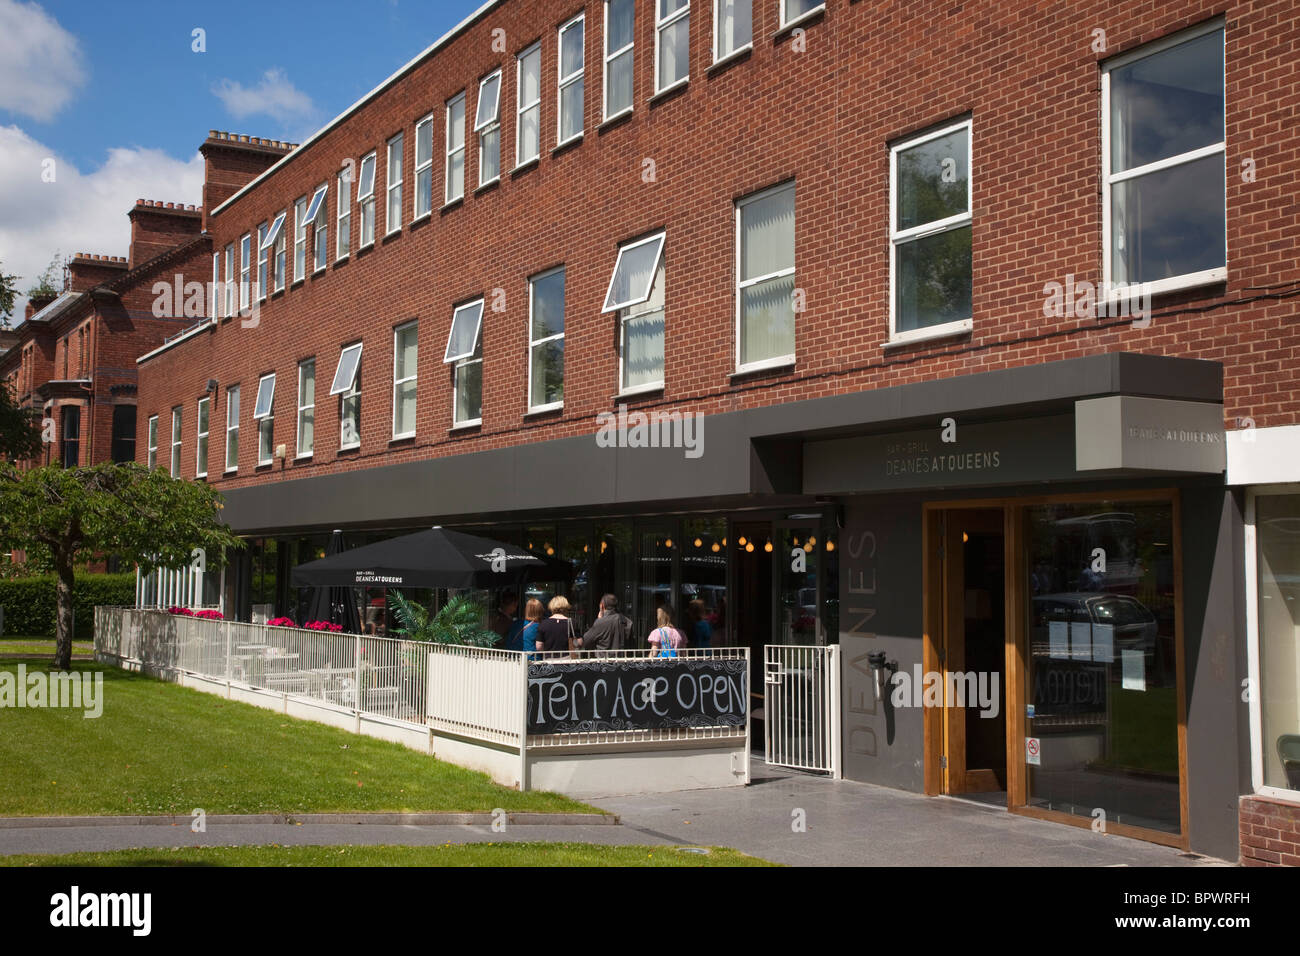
[933, 508, 1008, 800]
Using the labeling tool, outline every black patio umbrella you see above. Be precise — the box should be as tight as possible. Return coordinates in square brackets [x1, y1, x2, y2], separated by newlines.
[289, 526, 571, 591]
[303, 529, 361, 633]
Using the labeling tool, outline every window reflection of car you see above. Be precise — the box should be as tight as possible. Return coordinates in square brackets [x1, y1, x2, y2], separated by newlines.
[1031, 593, 1159, 665]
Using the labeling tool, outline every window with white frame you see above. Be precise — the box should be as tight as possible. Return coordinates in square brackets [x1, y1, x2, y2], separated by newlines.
[736, 182, 796, 371]
[257, 221, 269, 300]
[889, 119, 972, 342]
[1103, 21, 1225, 294]
[336, 168, 352, 259]
[211, 254, 219, 320]
[260, 211, 287, 293]
[386, 132, 403, 235]
[445, 93, 466, 204]
[274, 213, 287, 292]
[656, 0, 689, 93]
[780, 0, 823, 29]
[558, 15, 585, 145]
[297, 358, 315, 458]
[224, 243, 235, 316]
[293, 195, 308, 283]
[147, 415, 158, 470]
[414, 115, 434, 218]
[604, 232, 666, 393]
[357, 152, 377, 247]
[605, 0, 634, 120]
[170, 407, 182, 478]
[225, 385, 239, 471]
[306, 183, 328, 272]
[240, 233, 251, 308]
[1248, 490, 1300, 798]
[528, 267, 566, 411]
[392, 322, 418, 439]
[714, 0, 751, 62]
[445, 299, 484, 427]
[476, 71, 502, 186]
[253, 373, 276, 465]
[517, 43, 542, 166]
[196, 397, 209, 478]
[331, 344, 363, 450]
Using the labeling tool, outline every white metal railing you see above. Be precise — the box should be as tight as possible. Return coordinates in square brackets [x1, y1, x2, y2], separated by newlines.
[95, 608, 753, 754]
[134, 566, 217, 612]
[764, 644, 842, 776]
[426, 644, 527, 747]
[95, 607, 431, 727]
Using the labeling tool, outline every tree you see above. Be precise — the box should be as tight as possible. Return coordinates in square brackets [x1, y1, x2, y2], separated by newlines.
[0, 381, 42, 462]
[25, 252, 64, 301]
[0, 260, 18, 330]
[0, 462, 245, 669]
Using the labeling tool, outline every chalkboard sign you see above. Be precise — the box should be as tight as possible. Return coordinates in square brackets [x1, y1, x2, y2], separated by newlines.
[527, 657, 748, 734]
[1032, 659, 1107, 718]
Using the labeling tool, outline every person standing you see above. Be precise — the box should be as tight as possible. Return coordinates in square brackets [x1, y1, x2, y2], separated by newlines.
[578, 594, 632, 654]
[537, 595, 579, 655]
[647, 604, 687, 658]
[489, 591, 519, 647]
[520, 598, 544, 658]
[688, 599, 712, 649]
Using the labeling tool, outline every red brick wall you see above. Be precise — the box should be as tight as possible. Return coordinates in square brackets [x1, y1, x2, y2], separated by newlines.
[128, 203, 202, 271]
[1239, 795, 1300, 866]
[135, 0, 1300, 490]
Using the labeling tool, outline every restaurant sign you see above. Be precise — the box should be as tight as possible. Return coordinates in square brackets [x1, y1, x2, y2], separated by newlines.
[1075, 396, 1225, 473]
[526, 657, 748, 734]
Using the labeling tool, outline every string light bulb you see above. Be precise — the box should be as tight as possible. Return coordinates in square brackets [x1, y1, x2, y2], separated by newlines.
[764, 541, 773, 553]
[738, 536, 747, 547]
[745, 543, 754, 553]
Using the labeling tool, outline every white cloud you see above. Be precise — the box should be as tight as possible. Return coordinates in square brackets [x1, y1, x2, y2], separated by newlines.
[0, 0, 86, 122]
[0, 125, 204, 324]
[213, 68, 316, 126]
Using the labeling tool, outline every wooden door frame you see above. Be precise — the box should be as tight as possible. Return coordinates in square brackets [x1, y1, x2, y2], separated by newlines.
[922, 489, 1189, 850]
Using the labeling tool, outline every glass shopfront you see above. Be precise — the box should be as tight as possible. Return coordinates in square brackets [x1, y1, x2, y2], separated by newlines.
[1253, 492, 1300, 795]
[1023, 499, 1180, 834]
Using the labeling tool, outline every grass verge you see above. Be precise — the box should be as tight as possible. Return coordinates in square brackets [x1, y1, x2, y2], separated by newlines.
[0, 659, 596, 816]
[0, 843, 776, 867]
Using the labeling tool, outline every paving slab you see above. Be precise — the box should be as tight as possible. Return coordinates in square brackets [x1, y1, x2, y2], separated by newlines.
[594, 762, 1231, 867]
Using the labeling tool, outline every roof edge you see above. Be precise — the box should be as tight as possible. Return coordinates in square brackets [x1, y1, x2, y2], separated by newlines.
[209, 0, 502, 219]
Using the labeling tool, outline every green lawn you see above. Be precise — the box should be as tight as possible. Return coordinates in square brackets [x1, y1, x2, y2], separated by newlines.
[0, 659, 596, 816]
[0, 636, 94, 656]
[1, 843, 775, 867]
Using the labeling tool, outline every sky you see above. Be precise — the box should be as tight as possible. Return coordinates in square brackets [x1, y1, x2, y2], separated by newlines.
[0, 0, 486, 324]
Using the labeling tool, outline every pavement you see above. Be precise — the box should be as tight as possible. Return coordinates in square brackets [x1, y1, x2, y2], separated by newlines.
[0, 759, 1232, 865]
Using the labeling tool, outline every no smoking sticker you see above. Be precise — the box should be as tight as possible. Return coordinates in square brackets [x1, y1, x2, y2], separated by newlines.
[1025, 737, 1041, 766]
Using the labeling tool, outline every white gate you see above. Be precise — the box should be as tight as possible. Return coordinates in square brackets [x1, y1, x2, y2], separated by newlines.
[763, 644, 842, 776]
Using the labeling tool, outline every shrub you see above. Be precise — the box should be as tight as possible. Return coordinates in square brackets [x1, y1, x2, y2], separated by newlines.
[194, 609, 224, 620]
[167, 606, 196, 616]
[0, 573, 137, 638]
[266, 617, 296, 628]
[304, 620, 343, 632]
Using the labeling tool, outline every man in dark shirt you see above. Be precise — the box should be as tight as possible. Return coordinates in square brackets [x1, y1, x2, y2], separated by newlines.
[579, 594, 632, 654]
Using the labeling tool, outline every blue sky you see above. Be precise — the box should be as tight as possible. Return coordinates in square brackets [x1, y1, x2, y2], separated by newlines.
[1, 0, 485, 322]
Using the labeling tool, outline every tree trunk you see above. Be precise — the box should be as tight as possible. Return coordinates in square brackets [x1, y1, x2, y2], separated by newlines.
[54, 551, 75, 671]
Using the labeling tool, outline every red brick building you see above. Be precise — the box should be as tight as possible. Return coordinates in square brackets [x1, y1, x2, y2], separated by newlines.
[0, 204, 215, 472]
[129, 0, 1299, 862]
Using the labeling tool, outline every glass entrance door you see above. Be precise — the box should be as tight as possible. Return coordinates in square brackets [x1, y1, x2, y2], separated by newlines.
[1023, 500, 1181, 836]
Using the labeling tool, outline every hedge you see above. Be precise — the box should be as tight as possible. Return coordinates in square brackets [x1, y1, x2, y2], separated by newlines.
[0, 574, 137, 639]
